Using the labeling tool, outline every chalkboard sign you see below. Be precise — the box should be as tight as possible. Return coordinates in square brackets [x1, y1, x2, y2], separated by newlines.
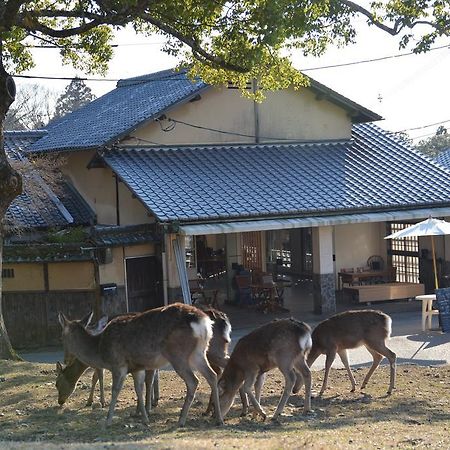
[435, 288, 450, 333]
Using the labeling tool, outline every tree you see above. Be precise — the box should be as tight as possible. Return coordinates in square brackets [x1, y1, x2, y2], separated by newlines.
[52, 78, 95, 122]
[416, 128, 450, 158]
[5, 83, 56, 130]
[1, 1, 450, 359]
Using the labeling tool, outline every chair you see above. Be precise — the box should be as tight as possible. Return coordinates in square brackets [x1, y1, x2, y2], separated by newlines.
[436, 287, 450, 332]
[234, 274, 254, 306]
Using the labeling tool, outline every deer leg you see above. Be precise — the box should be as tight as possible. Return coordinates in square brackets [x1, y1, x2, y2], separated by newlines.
[97, 369, 105, 408]
[243, 374, 266, 420]
[364, 342, 397, 395]
[295, 358, 312, 414]
[319, 349, 337, 396]
[272, 367, 296, 420]
[239, 387, 249, 416]
[151, 369, 159, 407]
[204, 365, 222, 416]
[171, 360, 199, 427]
[254, 372, 266, 404]
[86, 369, 98, 406]
[195, 357, 224, 426]
[338, 349, 356, 392]
[105, 368, 127, 427]
[132, 370, 149, 424]
[292, 369, 304, 394]
[143, 370, 155, 415]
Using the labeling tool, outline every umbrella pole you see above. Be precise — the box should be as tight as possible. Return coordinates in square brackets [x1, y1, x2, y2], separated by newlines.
[431, 235, 439, 290]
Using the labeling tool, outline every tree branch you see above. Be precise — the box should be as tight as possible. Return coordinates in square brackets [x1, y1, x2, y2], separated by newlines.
[139, 12, 249, 73]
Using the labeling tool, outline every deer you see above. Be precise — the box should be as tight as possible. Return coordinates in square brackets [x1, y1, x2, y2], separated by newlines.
[58, 302, 223, 427]
[56, 307, 230, 416]
[55, 359, 158, 411]
[218, 318, 312, 422]
[56, 313, 159, 412]
[306, 310, 397, 396]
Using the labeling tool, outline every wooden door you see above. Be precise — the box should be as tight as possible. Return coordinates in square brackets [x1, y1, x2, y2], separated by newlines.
[242, 232, 263, 271]
[125, 256, 162, 312]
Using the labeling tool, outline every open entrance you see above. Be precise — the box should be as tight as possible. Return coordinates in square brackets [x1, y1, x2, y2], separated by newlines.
[125, 256, 163, 312]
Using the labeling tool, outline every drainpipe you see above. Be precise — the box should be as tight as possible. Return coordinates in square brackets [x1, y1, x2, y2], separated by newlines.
[252, 79, 260, 144]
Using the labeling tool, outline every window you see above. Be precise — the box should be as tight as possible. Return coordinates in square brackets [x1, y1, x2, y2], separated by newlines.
[1, 268, 15, 278]
[388, 223, 419, 283]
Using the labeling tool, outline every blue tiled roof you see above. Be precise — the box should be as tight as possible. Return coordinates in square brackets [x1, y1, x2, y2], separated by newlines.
[5, 131, 94, 229]
[29, 69, 207, 153]
[436, 148, 450, 169]
[102, 123, 450, 223]
[26, 68, 381, 155]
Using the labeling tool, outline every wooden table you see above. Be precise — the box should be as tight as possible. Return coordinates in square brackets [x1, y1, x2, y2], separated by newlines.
[415, 294, 439, 331]
[338, 270, 394, 290]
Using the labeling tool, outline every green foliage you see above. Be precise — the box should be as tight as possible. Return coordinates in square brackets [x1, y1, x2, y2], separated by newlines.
[1, 1, 449, 97]
[53, 78, 96, 122]
[416, 131, 450, 158]
[46, 227, 87, 244]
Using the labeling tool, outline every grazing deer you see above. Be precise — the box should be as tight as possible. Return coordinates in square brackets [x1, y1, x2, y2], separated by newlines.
[56, 313, 158, 412]
[218, 318, 312, 421]
[56, 307, 229, 415]
[58, 303, 223, 427]
[55, 359, 158, 412]
[307, 310, 396, 396]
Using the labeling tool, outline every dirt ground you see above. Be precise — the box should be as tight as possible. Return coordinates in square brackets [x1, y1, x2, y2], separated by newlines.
[0, 360, 449, 449]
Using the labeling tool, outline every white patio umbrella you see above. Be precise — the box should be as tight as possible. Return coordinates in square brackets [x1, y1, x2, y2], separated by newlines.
[385, 217, 450, 290]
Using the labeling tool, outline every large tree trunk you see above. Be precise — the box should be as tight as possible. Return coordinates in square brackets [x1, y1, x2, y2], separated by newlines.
[0, 58, 23, 360]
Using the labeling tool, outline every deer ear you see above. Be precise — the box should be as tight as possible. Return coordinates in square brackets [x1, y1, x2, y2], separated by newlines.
[56, 361, 63, 374]
[80, 311, 94, 328]
[58, 312, 68, 329]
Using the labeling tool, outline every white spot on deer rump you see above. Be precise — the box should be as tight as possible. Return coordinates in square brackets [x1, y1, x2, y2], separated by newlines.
[299, 333, 312, 351]
[190, 316, 213, 342]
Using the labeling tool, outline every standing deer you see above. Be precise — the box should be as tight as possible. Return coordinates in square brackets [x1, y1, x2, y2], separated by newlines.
[218, 318, 312, 421]
[307, 310, 396, 396]
[58, 303, 223, 427]
[56, 313, 158, 411]
[56, 307, 230, 415]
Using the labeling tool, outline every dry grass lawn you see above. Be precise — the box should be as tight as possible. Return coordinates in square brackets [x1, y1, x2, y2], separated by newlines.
[0, 360, 449, 449]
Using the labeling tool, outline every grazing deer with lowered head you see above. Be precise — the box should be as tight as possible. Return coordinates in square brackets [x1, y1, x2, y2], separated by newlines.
[218, 318, 312, 421]
[307, 310, 396, 396]
[56, 307, 229, 415]
[56, 314, 158, 412]
[58, 303, 223, 427]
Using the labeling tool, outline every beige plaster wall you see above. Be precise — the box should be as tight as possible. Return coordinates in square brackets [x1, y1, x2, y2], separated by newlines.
[99, 247, 125, 285]
[117, 182, 153, 226]
[334, 222, 387, 274]
[48, 261, 95, 290]
[125, 86, 352, 146]
[2, 263, 45, 291]
[63, 152, 117, 225]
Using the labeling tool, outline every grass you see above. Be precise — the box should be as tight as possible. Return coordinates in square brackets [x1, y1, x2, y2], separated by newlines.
[0, 361, 449, 449]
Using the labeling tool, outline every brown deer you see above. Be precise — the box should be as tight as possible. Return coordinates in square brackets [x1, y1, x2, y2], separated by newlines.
[218, 318, 312, 421]
[56, 313, 158, 412]
[56, 307, 230, 415]
[55, 359, 158, 411]
[58, 303, 223, 427]
[307, 310, 396, 396]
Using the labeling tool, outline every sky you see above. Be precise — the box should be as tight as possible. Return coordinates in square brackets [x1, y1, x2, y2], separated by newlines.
[15, 19, 450, 143]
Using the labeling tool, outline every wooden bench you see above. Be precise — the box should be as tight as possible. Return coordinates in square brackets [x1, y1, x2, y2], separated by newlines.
[344, 282, 425, 304]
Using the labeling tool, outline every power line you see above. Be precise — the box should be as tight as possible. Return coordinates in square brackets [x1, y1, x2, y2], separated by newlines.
[300, 44, 449, 71]
[398, 119, 450, 133]
[13, 43, 450, 82]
